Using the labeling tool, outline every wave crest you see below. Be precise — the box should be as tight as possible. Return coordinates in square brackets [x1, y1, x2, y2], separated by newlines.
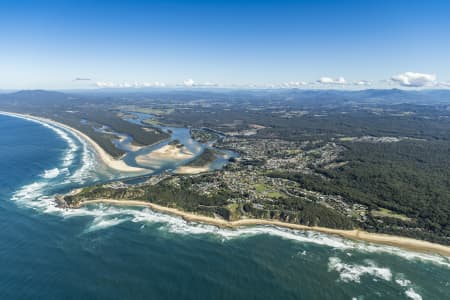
[328, 257, 392, 283]
[41, 168, 60, 179]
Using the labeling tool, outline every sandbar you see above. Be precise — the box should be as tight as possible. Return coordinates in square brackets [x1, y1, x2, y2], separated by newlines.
[135, 144, 194, 166]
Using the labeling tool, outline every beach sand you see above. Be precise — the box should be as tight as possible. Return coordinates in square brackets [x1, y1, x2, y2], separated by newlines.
[135, 144, 194, 166]
[115, 135, 144, 152]
[0, 111, 146, 173]
[79, 199, 450, 257]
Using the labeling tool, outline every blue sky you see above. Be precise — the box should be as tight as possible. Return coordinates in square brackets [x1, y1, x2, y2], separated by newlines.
[1, 0, 450, 89]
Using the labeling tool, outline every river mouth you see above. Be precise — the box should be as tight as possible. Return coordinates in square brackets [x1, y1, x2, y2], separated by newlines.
[114, 111, 238, 174]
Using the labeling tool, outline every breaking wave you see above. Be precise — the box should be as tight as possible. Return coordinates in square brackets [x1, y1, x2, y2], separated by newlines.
[328, 258, 424, 299]
[9, 114, 101, 212]
[3, 113, 99, 184]
[52, 203, 450, 269]
[405, 288, 423, 300]
[38, 120, 79, 169]
[86, 215, 130, 232]
[12, 177, 450, 271]
[41, 168, 60, 179]
[328, 257, 392, 283]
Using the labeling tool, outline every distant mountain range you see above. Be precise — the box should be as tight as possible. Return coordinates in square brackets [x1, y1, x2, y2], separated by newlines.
[1, 89, 450, 107]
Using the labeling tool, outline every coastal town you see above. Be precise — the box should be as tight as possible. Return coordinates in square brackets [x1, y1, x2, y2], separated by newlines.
[63, 117, 370, 229]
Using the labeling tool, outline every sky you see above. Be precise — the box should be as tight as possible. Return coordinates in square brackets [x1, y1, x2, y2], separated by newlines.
[1, 0, 450, 90]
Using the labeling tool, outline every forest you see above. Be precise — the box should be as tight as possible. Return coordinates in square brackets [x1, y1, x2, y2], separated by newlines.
[65, 175, 354, 230]
[269, 140, 450, 244]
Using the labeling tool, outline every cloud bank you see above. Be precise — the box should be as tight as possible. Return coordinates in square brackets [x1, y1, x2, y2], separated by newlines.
[391, 72, 436, 87]
[92, 73, 449, 89]
[353, 80, 371, 86]
[95, 81, 166, 88]
[181, 79, 218, 87]
[437, 81, 450, 87]
[317, 77, 346, 85]
[282, 81, 308, 88]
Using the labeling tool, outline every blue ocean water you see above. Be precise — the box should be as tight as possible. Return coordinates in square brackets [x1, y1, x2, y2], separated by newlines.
[0, 114, 449, 300]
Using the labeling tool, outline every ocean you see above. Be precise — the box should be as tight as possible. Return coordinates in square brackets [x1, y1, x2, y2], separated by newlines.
[0, 114, 449, 300]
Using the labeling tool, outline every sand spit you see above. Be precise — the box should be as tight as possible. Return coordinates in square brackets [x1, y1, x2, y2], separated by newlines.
[135, 144, 194, 166]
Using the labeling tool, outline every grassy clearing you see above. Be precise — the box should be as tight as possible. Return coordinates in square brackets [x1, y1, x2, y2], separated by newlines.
[253, 183, 267, 192]
[267, 191, 285, 199]
[371, 208, 412, 222]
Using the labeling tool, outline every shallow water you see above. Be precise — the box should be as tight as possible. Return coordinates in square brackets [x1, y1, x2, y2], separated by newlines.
[0, 114, 449, 300]
[121, 112, 236, 172]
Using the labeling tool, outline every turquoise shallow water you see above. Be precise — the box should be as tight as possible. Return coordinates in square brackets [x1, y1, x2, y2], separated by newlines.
[0, 114, 449, 300]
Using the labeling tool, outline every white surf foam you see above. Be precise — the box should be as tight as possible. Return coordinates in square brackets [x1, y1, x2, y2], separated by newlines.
[10, 176, 450, 269]
[69, 136, 96, 184]
[11, 181, 47, 204]
[39, 120, 79, 168]
[328, 257, 392, 283]
[395, 278, 412, 287]
[86, 216, 129, 232]
[41, 118, 98, 184]
[41, 168, 60, 179]
[405, 288, 422, 300]
[394, 274, 423, 300]
[7, 113, 105, 215]
[2, 112, 100, 184]
[10, 180, 450, 270]
[59, 205, 450, 268]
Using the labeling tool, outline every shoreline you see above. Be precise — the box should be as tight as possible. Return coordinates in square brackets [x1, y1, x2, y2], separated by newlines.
[78, 199, 450, 258]
[3, 110, 450, 257]
[0, 111, 147, 173]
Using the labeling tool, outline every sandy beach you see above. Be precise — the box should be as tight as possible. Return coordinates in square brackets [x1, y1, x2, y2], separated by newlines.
[0, 111, 146, 173]
[135, 144, 194, 166]
[78, 198, 450, 257]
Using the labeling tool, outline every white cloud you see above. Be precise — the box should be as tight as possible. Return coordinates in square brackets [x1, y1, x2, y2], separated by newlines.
[317, 76, 346, 85]
[183, 79, 195, 87]
[96, 81, 116, 88]
[391, 72, 436, 87]
[282, 81, 308, 88]
[96, 79, 218, 88]
[142, 81, 166, 87]
[181, 79, 218, 87]
[437, 81, 450, 87]
[198, 81, 219, 87]
[120, 82, 132, 88]
[95, 81, 166, 88]
[93, 76, 446, 89]
[354, 80, 371, 86]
